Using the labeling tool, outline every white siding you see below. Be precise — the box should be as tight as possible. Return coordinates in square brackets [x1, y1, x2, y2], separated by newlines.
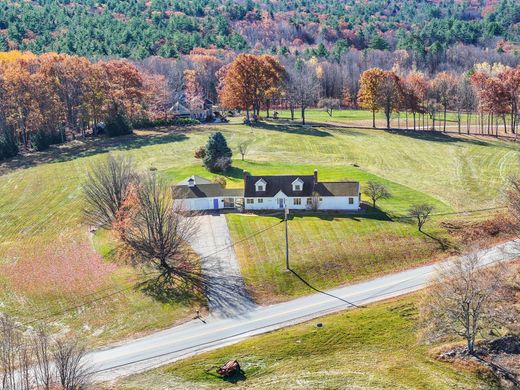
[244, 197, 281, 210]
[174, 197, 240, 211]
[318, 196, 359, 210]
[243, 196, 360, 211]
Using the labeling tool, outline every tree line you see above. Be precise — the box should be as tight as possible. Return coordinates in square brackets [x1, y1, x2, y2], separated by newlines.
[1, 0, 519, 61]
[0, 51, 168, 160]
[2, 48, 520, 163]
[216, 53, 520, 135]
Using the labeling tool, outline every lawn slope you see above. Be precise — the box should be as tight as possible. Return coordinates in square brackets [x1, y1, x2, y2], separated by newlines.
[0, 123, 517, 343]
[112, 296, 498, 390]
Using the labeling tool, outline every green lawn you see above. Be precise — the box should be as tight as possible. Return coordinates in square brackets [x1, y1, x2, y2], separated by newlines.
[272, 109, 508, 135]
[0, 123, 518, 343]
[112, 295, 498, 390]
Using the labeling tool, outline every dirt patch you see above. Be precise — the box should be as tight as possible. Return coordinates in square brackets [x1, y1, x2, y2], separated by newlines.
[441, 213, 517, 245]
[437, 336, 520, 389]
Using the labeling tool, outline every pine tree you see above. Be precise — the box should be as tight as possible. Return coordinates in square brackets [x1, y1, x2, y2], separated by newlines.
[203, 132, 232, 172]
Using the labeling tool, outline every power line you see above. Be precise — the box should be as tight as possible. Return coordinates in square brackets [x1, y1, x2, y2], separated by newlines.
[20, 220, 284, 327]
[88, 253, 515, 376]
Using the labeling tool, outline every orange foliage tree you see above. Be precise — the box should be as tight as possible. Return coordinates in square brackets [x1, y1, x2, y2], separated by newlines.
[218, 54, 285, 121]
[0, 52, 158, 149]
[357, 68, 386, 128]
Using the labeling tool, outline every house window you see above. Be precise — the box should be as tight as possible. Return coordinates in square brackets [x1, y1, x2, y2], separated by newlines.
[257, 185, 264, 191]
[348, 197, 354, 204]
[294, 185, 301, 191]
[293, 198, 302, 205]
[246, 198, 254, 204]
[306, 197, 313, 205]
[258, 198, 264, 204]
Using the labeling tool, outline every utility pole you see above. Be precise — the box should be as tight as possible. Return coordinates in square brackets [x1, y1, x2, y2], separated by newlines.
[285, 206, 289, 271]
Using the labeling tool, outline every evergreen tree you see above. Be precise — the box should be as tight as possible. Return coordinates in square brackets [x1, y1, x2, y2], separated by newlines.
[106, 105, 133, 137]
[203, 132, 232, 172]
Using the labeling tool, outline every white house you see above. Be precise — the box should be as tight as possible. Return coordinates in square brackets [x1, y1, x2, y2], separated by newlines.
[172, 170, 360, 212]
[242, 170, 360, 211]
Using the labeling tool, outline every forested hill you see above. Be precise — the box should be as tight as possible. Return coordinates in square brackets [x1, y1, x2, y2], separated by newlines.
[0, 0, 519, 59]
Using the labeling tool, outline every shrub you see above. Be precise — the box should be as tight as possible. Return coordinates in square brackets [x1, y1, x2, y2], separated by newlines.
[173, 117, 200, 126]
[106, 110, 133, 137]
[131, 117, 200, 129]
[0, 129, 18, 160]
[194, 146, 206, 159]
[31, 129, 52, 151]
[203, 132, 232, 172]
[30, 128, 65, 151]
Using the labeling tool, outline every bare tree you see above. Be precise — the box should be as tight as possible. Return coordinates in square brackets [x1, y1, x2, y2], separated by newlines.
[83, 154, 136, 228]
[32, 328, 54, 389]
[317, 98, 341, 117]
[0, 318, 92, 390]
[238, 142, 249, 161]
[0, 315, 21, 390]
[506, 173, 520, 231]
[409, 203, 434, 232]
[363, 181, 391, 209]
[286, 61, 320, 125]
[52, 339, 91, 390]
[420, 252, 506, 354]
[117, 173, 199, 286]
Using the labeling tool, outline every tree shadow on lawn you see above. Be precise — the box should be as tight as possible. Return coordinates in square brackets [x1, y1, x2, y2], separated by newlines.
[138, 272, 205, 307]
[0, 131, 189, 176]
[420, 230, 451, 251]
[286, 205, 393, 222]
[223, 166, 245, 180]
[384, 129, 493, 147]
[250, 121, 332, 137]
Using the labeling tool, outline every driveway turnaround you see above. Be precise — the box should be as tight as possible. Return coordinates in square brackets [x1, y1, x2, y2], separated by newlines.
[188, 213, 256, 317]
[88, 239, 519, 383]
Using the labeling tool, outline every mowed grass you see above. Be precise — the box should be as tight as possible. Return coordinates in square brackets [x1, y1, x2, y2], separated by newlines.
[274, 108, 501, 134]
[112, 295, 498, 390]
[228, 211, 447, 302]
[0, 123, 518, 342]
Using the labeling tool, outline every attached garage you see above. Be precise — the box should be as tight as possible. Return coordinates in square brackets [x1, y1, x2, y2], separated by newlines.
[172, 176, 243, 211]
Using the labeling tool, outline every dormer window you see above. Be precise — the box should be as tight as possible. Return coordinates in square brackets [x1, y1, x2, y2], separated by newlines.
[292, 178, 304, 192]
[255, 179, 266, 192]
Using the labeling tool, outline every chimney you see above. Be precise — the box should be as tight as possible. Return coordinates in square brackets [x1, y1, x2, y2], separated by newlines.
[188, 176, 195, 188]
[243, 170, 249, 182]
[313, 169, 318, 183]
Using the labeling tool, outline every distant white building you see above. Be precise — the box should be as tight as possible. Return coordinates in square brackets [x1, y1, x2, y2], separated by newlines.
[172, 170, 360, 212]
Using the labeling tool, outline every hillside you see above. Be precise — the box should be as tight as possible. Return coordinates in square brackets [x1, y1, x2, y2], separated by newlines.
[0, 0, 519, 59]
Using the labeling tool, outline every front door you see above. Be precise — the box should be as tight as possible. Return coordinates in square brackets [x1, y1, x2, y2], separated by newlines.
[278, 198, 285, 208]
[213, 198, 219, 209]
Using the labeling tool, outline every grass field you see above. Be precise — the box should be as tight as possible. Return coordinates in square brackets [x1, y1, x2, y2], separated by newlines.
[111, 295, 498, 390]
[228, 211, 446, 303]
[0, 123, 518, 342]
[273, 108, 512, 136]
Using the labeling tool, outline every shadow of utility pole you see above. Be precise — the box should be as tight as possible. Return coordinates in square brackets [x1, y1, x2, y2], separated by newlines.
[288, 269, 362, 309]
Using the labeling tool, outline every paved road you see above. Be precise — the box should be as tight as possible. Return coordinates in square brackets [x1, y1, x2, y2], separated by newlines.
[188, 213, 255, 317]
[88, 239, 519, 382]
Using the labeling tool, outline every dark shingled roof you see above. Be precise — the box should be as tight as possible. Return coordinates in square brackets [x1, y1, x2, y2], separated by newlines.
[313, 182, 360, 197]
[173, 174, 360, 199]
[244, 175, 360, 197]
[244, 175, 316, 197]
[173, 184, 243, 199]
